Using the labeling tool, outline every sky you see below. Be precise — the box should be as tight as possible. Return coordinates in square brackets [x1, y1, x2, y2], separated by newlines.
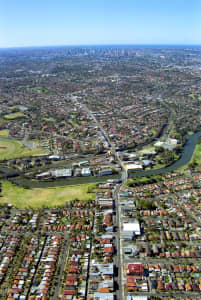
[0, 0, 201, 48]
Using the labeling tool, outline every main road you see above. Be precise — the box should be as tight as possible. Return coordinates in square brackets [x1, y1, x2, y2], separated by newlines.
[73, 96, 127, 300]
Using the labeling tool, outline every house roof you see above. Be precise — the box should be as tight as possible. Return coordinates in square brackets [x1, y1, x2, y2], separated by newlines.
[128, 264, 144, 274]
[94, 292, 113, 300]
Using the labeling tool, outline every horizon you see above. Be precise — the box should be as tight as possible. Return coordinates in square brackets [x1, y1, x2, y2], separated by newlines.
[1, 43, 201, 51]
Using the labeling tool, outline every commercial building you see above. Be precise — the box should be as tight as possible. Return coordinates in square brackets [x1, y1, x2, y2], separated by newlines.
[81, 167, 91, 176]
[122, 220, 141, 240]
[51, 168, 72, 178]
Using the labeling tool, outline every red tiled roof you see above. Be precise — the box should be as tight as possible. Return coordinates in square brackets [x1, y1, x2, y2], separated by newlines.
[128, 264, 144, 275]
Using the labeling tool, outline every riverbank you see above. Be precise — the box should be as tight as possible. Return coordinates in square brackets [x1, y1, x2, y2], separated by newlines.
[129, 129, 201, 179]
[9, 173, 120, 189]
[1, 130, 201, 189]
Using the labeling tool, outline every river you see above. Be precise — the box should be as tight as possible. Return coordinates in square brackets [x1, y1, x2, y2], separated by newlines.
[128, 130, 201, 178]
[3, 129, 201, 188]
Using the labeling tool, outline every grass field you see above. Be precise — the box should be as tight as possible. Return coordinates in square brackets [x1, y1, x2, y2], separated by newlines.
[7, 106, 18, 111]
[188, 94, 201, 101]
[0, 181, 95, 208]
[191, 144, 201, 165]
[4, 112, 25, 120]
[179, 143, 201, 172]
[0, 138, 47, 160]
[188, 94, 196, 99]
[0, 118, 8, 126]
[27, 86, 56, 95]
[138, 145, 155, 155]
[0, 129, 9, 137]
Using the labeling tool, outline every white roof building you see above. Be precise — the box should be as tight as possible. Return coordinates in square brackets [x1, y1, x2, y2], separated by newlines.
[81, 167, 91, 176]
[123, 221, 141, 235]
[155, 138, 178, 150]
[124, 163, 143, 171]
[122, 220, 141, 240]
[127, 296, 148, 300]
[94, 293, 114, 300]
[154, 141, 164, 147]
[168, 138, 177, 145]
[51, 168, 72, 177]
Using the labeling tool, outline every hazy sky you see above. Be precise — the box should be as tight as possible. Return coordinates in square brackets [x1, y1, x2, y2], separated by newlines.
[0, 0, 201, 48]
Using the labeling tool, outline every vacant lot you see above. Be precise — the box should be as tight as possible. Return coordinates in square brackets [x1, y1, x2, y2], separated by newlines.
[0, 181, 95, 208]
[0, 138, 47, 160]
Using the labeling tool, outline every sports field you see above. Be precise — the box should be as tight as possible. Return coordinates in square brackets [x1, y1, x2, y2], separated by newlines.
[0, 181, 95, 208]
[0, 138, 47, 160]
